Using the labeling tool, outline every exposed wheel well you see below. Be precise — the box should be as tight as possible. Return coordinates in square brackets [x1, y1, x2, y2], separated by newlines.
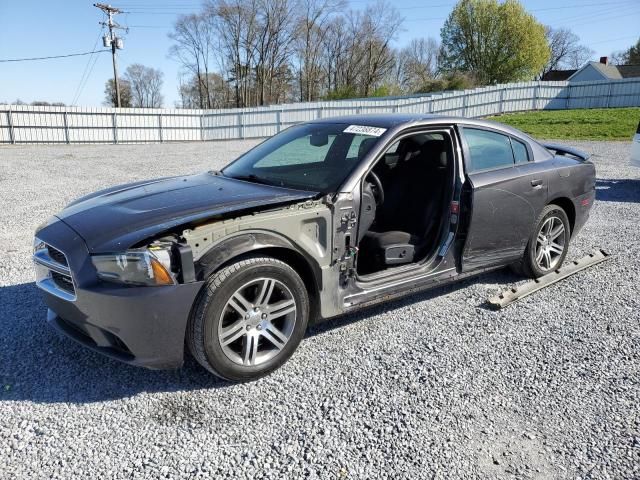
[549, 197, 575, 235]
[214, 247, 320, 321]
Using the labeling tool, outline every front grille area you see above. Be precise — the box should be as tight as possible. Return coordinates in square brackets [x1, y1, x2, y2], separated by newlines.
[33, 238, 76, 301]
[47, 245, 68, 266]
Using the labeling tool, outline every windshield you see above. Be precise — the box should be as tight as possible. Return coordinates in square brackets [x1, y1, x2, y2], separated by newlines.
[222, 123, 383, 193]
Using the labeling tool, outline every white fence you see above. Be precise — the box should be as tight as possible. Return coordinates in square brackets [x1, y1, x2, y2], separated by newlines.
[1, 78, 639, 144]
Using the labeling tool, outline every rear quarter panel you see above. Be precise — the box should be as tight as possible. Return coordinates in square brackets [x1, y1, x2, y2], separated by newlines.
[547, 155, 596, 236]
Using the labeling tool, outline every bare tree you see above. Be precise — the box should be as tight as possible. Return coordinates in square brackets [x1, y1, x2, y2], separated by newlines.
[295, 0, 344, 101]
[169, 14, 213, 108]
[321, 15, 349, 94]
[103, 78, 132, 107]
[396, 38, 439, 92]
[254, 0, 298, 105]
[610, 38, 640, 65]
[177, 72, 231, 108]
[358, 2, 403, 96]
[124, 64, 164, 108]
[542, 26, 594, 76]
[168, 0, 407, 105]
[206, 0, 261, 107]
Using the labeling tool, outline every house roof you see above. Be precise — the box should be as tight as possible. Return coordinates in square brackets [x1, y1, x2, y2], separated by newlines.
[567, 61, 637, 81]
[541, 69, 577, 81]
[588, 61, 623, 79]
[617, 65, 640, 78]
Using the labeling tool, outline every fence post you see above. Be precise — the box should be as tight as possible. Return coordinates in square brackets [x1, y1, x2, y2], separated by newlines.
[199, 114, 204, 141]
[63, 111, 70, 144]
[112, 112, 118, 144]
[237, 111, 244, 139]
[276, 110, 282, 133]
[158, 114, 164, 143]
[428, 99, 433, 114]
[7, 109, 15, 144]
[462, 93, 467, 117]
[565, 83, 572, 110]
[533, 83, 539, 111]
[317, 107, 322, 119]
[606, 81, 612, 108]
[498, 88, 504, 114]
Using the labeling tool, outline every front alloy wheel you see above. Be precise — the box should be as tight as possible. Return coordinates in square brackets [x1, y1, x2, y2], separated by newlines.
[218, 278, 297, 367]
[187, 256, 309, 381]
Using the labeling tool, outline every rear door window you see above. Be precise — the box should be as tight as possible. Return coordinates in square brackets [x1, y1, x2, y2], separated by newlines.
[511, 138, 530, 164]
[463, 128, 515, 172]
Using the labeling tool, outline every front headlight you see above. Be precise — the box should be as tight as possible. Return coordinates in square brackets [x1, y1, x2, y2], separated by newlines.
[91, 249, 175, 286]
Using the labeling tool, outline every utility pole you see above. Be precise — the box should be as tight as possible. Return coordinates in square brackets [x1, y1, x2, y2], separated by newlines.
[94, 3, 125, 107]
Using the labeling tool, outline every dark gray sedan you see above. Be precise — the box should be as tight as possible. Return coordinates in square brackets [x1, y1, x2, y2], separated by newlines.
[33, 114, 595, 381]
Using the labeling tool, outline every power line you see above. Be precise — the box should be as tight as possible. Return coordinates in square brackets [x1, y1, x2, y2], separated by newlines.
[0, 49, 110, 63]
[549, 4, 640, 27]
[71, 28, 106, 106]
[405, 0, 638, 24]
[78, 53, 103, 106]
[118, 0, 634, 13]
[588, 35, 639, 46]
[126, 24, 169, 28]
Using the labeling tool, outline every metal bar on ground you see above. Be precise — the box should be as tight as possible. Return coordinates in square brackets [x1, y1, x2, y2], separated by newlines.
[487, 249, 612, 310]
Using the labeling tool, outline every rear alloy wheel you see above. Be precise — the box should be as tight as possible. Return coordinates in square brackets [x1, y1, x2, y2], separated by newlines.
[517, 204, 570, 279]
[534, 216, 566, 272]
[187, 256, 309, 381]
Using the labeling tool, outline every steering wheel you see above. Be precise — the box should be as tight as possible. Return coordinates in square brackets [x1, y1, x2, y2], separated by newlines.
[366, 171, 385, 206]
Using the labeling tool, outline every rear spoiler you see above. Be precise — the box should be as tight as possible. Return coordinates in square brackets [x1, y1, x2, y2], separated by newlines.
[542, 142, 591, 161]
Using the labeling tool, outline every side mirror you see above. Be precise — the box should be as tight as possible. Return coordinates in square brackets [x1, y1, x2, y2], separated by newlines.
[310, 133, 328, 147]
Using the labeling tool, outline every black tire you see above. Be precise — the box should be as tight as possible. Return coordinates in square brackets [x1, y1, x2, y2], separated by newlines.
[515, 204, 571, 279]
[186, 256, 309, 382]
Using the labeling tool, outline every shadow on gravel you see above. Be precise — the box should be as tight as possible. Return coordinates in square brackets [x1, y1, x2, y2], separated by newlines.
[0, 282, 228, 404]
[0, 269, 517, 404]
[596, 178, 640, 203]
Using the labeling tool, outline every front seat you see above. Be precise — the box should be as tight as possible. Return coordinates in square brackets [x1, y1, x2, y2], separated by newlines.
[360, 139, 450, 269]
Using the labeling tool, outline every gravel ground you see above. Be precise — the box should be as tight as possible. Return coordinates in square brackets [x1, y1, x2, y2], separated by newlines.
[0, 139, 638, 479]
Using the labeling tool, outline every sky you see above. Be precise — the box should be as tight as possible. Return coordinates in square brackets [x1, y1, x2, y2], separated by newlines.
[0, 0, 638, 107]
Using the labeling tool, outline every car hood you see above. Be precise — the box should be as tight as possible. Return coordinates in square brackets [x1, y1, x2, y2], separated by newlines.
[55, 172, 317, 253]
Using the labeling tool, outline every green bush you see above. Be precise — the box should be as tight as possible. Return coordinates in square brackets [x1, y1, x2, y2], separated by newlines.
[324, 85, 359, 100]
[414, 73, 476, 94]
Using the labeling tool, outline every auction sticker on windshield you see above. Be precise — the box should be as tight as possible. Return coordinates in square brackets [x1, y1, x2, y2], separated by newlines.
[343, 125, 387, 137]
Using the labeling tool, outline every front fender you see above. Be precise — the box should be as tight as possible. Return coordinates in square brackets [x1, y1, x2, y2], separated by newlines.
[196, 231, 324, 290]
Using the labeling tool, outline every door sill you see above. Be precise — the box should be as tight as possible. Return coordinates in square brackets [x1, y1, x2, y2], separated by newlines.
[346, 266, 457, 307]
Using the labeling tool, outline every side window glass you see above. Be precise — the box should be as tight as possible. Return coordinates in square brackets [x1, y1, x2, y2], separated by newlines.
[511, 138, 529, 164]
[464, 128, 515, 172]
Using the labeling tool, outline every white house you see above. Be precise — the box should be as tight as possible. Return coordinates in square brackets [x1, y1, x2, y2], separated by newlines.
[542, 57, 640, 82]
[568, 57, 640, 82]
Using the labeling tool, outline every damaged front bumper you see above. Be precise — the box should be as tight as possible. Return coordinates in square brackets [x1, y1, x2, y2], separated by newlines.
[34, 218, 204, 369]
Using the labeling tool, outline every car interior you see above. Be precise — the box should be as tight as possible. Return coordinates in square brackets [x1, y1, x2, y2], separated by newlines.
[356, 131, 454, 276]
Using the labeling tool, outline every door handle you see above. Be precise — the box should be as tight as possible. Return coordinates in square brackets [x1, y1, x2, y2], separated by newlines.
[531, 179, 543, 187]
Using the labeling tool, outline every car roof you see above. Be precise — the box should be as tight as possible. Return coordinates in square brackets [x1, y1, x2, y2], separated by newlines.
[309, 113, 528, 138]
[310, 113, 553, 161]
